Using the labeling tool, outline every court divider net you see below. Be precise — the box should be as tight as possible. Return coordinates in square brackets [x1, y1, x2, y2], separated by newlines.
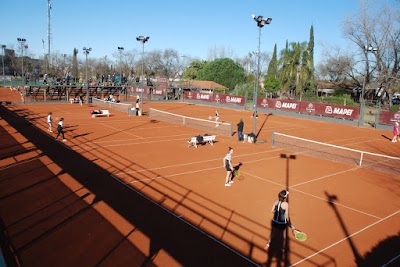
[92, 98, 133, 114]
[272, 131, 400, 177]
[148, 108, 232, 136]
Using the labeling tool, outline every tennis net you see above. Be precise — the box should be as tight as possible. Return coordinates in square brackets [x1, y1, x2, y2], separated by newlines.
[92, 98, 132, 114]
[272, 132, 400, 177]
[148, 108, 232, 136]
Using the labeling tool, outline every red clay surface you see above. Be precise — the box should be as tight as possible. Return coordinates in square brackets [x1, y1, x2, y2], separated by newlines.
[1, 87, 399, 267]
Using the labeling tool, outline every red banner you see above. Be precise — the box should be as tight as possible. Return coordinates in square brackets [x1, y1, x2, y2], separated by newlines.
[130, 87, 150, 94]
[378, 110, 400, 125]
[257, 98, 360, 120]
[184, 92, 245, 106]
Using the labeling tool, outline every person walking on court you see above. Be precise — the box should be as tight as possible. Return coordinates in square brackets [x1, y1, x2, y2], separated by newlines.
[55, 118, 67, 142]
[47, 112, 53, 132]
[237, 118, 244, 141]
[264, 190, 295, 252]
[79, 94, 83, 106]
[392, 122, 399, 142]
[223, 147, 234, 187]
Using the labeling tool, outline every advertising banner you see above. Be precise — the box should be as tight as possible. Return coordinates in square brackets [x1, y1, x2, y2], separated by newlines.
[184, 92, 245, 106]
[257, 98, 360, 120]
[378, 110, 400, 124]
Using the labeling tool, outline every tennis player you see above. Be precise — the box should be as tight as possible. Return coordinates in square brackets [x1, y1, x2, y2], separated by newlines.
[392, 122, 399, 142]
[215, 109, 220, 127]
[264, 190, 294, 252]
[55, 118, 67, 142]
[47, 112, 53, 132]
[223, 147, 234, 186]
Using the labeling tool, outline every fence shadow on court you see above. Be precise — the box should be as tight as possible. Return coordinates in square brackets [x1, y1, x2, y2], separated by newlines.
[0, 104, 336, 267]
[325, 191, 400, 267]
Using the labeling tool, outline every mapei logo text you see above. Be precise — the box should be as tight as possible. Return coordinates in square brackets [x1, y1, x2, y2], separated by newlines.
[325, 106, 354, 116]
[226, 96, 242, 103]
[199, 94, 210, 100]
[275, 101, 297, 109]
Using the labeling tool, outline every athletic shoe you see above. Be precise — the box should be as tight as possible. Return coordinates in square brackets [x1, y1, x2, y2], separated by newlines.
[49, 130, 53, 132]
[264, 243, 270, 252]
[225, 183, 231, 187]
[63, 139, 67, 142]
[392, 140, 397, 142]
[229, 180, 234, 184]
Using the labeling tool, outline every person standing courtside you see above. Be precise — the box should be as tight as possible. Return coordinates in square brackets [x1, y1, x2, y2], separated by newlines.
[223, 147, 234, 187]
[55, 118, 67, 142]
[237, 118, 244, 141]
[47, 112, 53, 132]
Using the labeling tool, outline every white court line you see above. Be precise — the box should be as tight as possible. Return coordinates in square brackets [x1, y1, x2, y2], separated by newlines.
[92, 133, 191, 144]
[108, 174, 259, 266]
[100, 123, 144, 139]
[382, 254, 400, 267]
[241, 171, 381, 219]
[291, 167, 361, 188]
[290, 210, 400, 266]
[114, 148, 282, 176]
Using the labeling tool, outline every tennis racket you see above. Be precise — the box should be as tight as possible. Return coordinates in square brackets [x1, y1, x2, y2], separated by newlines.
[292, 229, 307, 241]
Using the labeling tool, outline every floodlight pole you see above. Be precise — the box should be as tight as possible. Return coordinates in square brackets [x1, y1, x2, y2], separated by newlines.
[136, 36, 150, 112]
[118, 47, 124, 86]
[83, 47, 92, 104]
[359, 45, 378, 127]
[1, 45, 5, 86]
[17, 38, 26, 85]
[252, 15, 272, 136]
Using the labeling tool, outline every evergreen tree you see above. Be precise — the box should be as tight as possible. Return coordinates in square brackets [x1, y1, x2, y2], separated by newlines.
[267, 44, 278, 78]
[72, 48, 79, 82]
[196, 58, 246, 89]
[308, 25, 315, 92]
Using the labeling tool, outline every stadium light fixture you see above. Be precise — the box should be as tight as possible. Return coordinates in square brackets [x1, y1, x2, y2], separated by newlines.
[251, 15, 272, 138]
[83, 47, 92, 104]
[17, 38, 27, 85]
[1, 45, 6, 86]
[136, 36, 150, 112]
[359, 45, 378, 127]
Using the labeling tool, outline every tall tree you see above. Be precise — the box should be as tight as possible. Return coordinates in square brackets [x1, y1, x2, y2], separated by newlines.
[308, 25, 315, 91]
[342, 0, 400, 102]
[72, 48, 79, 82]
[196, 58, 246, 89]
[264, 44, 281, 95]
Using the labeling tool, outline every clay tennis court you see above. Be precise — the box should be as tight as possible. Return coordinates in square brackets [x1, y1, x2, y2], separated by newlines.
[1, 89, 399, 266]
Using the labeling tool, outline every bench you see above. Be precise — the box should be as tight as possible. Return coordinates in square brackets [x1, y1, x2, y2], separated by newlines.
[188, 135, 216, 148]
[91, 110, 110, 118]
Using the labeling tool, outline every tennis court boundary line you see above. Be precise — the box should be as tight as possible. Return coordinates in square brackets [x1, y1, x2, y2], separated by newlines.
[109, 174, 260, 266]
[290, 210, 400, 266]
[242, 171, 381, 219]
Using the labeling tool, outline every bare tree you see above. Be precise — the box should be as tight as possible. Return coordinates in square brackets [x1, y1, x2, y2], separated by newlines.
[206, 45, 236, 61]
[342, 0, 400, 101]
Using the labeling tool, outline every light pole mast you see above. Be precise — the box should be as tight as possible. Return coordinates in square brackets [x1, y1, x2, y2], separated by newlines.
[251, 15, 272, 137]
[118, 47, 124, 86]
[17, 38, 26, 85]
[48, 0, 51, 71]
[83, 47, 92, 104]
[1, 45, 6, 86]
[136, 36, 150, 112]
[359, 45, 378, 127]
